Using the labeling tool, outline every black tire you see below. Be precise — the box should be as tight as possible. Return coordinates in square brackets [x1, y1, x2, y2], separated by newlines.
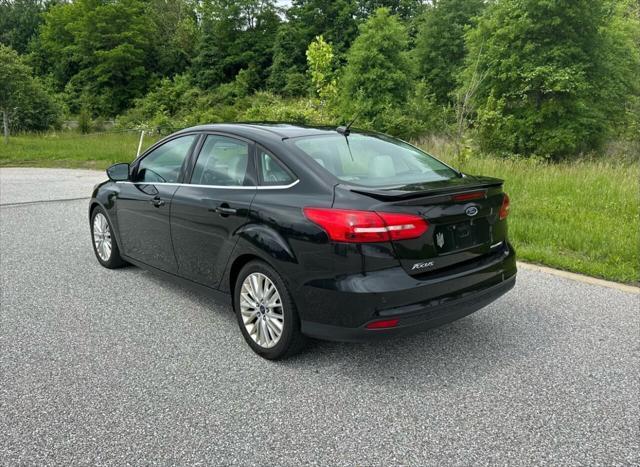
[234, 260, 306, 360]
[90, 206, 126, 269]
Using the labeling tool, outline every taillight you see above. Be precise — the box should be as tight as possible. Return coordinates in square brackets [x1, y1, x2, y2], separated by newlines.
[378, 212, 430, 241]
[499, 193, 510, 220]
[303, 208, 429, 243]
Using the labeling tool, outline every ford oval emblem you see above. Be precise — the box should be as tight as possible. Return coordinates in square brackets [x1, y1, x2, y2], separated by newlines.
[465, 206, 479, 217]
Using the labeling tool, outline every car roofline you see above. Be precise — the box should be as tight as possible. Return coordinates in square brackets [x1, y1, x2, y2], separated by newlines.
[176, 122, 405, 142]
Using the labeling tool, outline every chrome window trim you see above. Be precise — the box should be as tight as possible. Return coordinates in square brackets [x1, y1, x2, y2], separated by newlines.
[115, 179, 300, 190]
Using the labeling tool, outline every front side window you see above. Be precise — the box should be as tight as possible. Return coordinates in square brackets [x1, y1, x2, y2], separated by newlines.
[259, 148, 294, 185]
[136, 135, 196, 183]
[289, 133, 458, 187]
[191, 135, 250, 186]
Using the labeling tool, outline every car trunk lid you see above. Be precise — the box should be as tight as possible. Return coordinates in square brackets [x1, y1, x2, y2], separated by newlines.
[337, 175, 508, 276]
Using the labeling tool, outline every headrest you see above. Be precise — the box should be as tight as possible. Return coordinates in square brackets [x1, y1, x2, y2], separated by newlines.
[368, 155, 395, 178]
[228, 155, 247, 184]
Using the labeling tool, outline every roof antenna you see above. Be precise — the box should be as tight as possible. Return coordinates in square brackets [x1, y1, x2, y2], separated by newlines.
[336, 111, 360, 136]
[337, 111, 360, 161]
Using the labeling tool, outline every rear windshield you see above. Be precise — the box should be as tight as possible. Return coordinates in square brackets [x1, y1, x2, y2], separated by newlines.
[289, 133, 457, 187]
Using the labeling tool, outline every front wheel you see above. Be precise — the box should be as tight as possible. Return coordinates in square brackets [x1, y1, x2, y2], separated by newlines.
[91, 207, 126, 269]
[234, 261, 306, 360]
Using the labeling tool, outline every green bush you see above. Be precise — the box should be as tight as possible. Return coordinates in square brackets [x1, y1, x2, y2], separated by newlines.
[0, 45, 61, 134]
[240, 93, 329, 125]
[464, 0, 640, 159]
[77, 105, 92, 134]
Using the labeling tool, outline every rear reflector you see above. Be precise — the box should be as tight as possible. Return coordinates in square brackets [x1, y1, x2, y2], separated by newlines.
[499, 193, 510, 220]
[452, 191, 485, 201]
[365, 318, 400, 329]
[303, 208, 428, 243]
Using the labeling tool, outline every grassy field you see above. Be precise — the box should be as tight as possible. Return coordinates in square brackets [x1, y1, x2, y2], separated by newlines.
[1, 131, 638, 284]
[0, 131, 161, 169]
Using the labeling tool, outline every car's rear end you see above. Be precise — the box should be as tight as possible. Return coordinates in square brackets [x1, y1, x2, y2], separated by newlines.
[285, 132, 516, 341]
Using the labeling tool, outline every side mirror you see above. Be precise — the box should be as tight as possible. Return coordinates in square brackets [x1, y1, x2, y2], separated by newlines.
[106, 163, 130, 182]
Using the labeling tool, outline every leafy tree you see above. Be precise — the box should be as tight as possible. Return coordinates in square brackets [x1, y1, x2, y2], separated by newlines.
[339, 8, 414, 126]
[414, 0, 485, 105]
[0, 0, 47, 54]
[0, 45, 60, 142]
[306, 36, 337, 103]
[267, 23, 310, 96]
[295, 0, 359, 56]
[35, 0, 155, 115]
[0, 45, 31, 142]
[597, 0, 640, 144]
[192, 0, 280, 89]
[356, 0, 426, 21]
[268, 0, 359, 95]
[465, 0, 639, 159]
[147, 0, 199, 78]
[29, 1, 78, 86]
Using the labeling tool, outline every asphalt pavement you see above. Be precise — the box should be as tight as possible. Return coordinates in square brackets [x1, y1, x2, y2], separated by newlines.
[1, 168, 638, 465]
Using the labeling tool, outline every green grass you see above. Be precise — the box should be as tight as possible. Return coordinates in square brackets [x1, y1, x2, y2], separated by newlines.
[0, 131, 161, 169]
[1, 131, 638, 284]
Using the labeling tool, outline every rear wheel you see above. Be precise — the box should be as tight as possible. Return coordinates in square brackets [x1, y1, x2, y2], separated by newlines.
[91, 207, 126, 269]
[234, 260, 306, 359]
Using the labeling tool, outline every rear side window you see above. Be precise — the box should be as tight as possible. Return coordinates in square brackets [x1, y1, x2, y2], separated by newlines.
[258, 148, 294, 185]
[136, 135, 196, 183]
[191, 135, 250, 186]
[289, 133, 457, 187]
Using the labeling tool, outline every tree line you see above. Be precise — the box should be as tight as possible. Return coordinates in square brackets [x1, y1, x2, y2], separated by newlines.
[1, 0, 638, 159]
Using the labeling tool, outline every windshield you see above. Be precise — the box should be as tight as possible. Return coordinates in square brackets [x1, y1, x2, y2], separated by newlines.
[289, 133, 458, 187]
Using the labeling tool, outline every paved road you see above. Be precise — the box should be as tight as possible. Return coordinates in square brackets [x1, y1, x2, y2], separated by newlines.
[1, 169, 638, 465]
[0, 168, 105, 205]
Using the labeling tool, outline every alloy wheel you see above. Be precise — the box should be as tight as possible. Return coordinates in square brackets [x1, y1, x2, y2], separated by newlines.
[240, 272, 284, 348]
[93, 212, 112, 262]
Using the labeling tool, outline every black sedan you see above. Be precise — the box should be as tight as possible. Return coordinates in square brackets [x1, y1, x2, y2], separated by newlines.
[89, 124, 516, 359]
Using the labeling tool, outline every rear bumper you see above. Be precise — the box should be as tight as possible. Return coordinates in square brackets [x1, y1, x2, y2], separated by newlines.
[297, 243, 517, 342]
[301, 275, 515, 342]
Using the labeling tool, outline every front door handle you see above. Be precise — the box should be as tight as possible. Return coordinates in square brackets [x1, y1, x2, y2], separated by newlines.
[150, 196, 165, 208]
[211, 203, 237, 216]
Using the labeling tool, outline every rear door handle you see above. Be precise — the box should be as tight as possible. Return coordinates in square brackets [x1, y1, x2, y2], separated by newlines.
[150, 196, 165, 207]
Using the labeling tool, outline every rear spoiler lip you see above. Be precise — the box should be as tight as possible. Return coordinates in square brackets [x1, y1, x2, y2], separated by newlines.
[343, 179, 504, 201]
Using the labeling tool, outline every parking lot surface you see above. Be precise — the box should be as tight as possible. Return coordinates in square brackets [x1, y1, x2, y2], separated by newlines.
[1, 169, 638, 465]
